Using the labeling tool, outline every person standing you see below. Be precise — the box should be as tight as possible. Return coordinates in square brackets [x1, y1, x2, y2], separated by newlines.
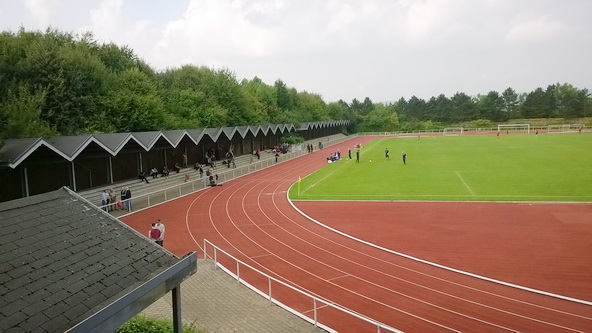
[348, 148, 352, 160]
[120, 187, 126, 210]
[385, 148, 390, 160]
[100, 190, 109, 211]
[125, 187, 132, 211]
[108, 188, 117, 211]
[156, 219, 165, 247]
[402, 151, 407, 165]
[182, 152, 188, 168]
[149, 223, 161, 245]
[356, 150, 360, 163]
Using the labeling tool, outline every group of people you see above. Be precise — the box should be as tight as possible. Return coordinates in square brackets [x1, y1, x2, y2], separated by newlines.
[148, 219, 165, 246]
[326, 150, 341, 162]
[206, 168, 219, 186]
[100, 187, 131, 211]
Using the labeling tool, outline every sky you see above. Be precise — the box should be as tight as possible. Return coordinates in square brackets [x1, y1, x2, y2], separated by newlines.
[1, 0, 591, 103]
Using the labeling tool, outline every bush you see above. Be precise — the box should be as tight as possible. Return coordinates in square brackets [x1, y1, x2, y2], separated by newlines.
[469, 119, 496, 128]
[280, 133, 304, 144]
[116, 315, 202, 333]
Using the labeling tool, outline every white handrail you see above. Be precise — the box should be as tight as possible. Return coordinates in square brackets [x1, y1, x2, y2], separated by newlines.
[203, 239, 403, 333]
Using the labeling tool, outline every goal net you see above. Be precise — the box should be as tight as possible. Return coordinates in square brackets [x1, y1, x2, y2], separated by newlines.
[547, 124, 585, 133]
[443, 128, 464, 136]
[498, 124, 530, 134]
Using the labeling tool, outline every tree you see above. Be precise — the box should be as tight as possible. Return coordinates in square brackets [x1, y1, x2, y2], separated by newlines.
[406, 96, 426, 121]
[521, 88, 549, 118]
[293, 91, 328, 122]
[0, 84, 57, 138]
[426, 94, 452, 122]
[359, 103, 399, 132]
[450, 92, 477, 121]
[477, 91, 506, 122]
[274, 79, 294, 112]
[501, 87, 520, 119]
[105, 68, 165, 132]
[241, 77, 281, 123]
[554, 83, 587, 118]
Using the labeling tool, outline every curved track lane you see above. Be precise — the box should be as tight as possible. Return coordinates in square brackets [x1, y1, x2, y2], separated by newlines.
[122, 137, 592, 332]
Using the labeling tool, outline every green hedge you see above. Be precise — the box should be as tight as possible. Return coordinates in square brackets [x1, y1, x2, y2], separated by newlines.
[116, 315, 202, 333]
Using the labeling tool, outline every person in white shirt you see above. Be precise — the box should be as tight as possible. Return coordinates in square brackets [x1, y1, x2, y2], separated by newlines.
[155, 219, 165, 246]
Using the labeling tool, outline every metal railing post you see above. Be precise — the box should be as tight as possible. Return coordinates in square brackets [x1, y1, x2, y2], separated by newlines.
[268, 277, 272, 303]
[313, 298, 318, 327]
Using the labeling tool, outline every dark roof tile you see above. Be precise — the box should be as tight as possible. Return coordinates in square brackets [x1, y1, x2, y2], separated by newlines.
[20, 312, 50, 332]
[24, 277, 52, 294]
[0, 311, 28, 331]
[42, 301, 70, 319]
[21, 288, 48, 305]
[43, 290, 70, 307]
[1, 299, 28, 317]
[39, 314, 68, 333]
[22, 299, 52, 317]
[1, 288, 25, 304]
[0, 187, 181, 331]
[63, 303, 89, 321]
[5, 275, 32, 290]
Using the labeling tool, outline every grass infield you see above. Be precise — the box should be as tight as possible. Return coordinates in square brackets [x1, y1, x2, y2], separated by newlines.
[289, 133, 592, 202]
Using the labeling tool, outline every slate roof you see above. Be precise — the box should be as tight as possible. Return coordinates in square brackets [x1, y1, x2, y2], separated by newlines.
[0, 120, 351, 169]
[0, 187, 181, 332]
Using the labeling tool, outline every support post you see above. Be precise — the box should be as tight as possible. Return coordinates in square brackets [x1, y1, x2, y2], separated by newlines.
[172, 286, 182, 333]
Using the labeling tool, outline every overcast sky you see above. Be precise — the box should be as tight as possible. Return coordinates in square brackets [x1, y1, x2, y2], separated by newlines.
[1, 0, 591, 103]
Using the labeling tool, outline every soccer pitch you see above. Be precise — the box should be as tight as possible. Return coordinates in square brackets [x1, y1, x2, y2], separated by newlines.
[290, 133, 592, 202]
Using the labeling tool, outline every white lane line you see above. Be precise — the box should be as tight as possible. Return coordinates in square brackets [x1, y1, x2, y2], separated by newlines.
[456, 171, 475, 196]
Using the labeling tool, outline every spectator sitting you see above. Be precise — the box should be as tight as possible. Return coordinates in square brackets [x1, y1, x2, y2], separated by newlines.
[173, 163, 181, 173]
[162, 166, 170, 178]
[139, 170, 150, 183]
[149, 167, 158, 178]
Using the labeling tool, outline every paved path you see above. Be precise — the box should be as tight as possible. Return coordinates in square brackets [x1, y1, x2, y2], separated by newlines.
[141, 259, 326, 332]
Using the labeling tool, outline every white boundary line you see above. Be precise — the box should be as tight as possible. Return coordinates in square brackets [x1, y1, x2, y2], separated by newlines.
[287, 188, 592, 307]
[455, 171, 475, 196]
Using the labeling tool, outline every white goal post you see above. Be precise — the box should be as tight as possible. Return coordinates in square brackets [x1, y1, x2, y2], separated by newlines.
[498, 124, 530, 134]
[443, 127, 464, 136]
[547, 124, 585, 133]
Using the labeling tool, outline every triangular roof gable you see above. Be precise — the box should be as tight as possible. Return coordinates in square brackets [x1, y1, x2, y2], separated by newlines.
[92, 133, 132, 155]
[129, 131, 162, 150]
[203, 128, 222, 142]
[235, 126, 250, 138]
[268, 124, 280, 134]
[185, 129, 206, 144]
[161, 130, 188, 147]
[46, 135, 93, 159]
[247, 125, 260, 137]
[259, 125, 271, 136]
[0, 137, 43, 167]
[220, 126, 237, 140]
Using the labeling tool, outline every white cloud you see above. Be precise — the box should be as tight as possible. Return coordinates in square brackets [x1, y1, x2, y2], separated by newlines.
[162, 1, 276, 53]
[3, 0, 592, 102]
[506, 16, 567, 43]
[24, 0, 53, 26]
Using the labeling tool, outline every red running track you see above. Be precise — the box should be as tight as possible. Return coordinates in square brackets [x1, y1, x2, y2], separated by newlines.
[121, 136, 592, 332]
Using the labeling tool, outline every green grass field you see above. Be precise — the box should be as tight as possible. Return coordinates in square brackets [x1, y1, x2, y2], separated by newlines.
[289, 133, 592, 202]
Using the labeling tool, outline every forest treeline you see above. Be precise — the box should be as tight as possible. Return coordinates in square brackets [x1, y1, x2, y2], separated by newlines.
[1, 28, 591, 140]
